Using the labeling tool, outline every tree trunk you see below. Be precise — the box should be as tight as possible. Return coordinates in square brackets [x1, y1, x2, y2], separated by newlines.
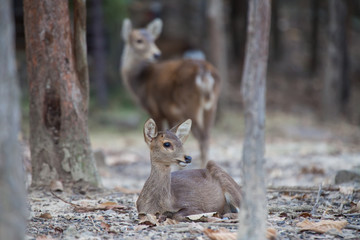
[23, 0, 100, 187]
[271, 0, 281, 62]
[229, 0, 248, 65]
[238, 0, 271, 240]
[89, 0, 108, 107]
[309, 0, 320, 75]
[322, 0, 349, 119]
[0, 0, 27, 238]
[207, 0, 228, 100]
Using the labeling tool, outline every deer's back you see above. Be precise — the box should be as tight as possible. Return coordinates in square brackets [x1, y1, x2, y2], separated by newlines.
[135, 59, 220, 124]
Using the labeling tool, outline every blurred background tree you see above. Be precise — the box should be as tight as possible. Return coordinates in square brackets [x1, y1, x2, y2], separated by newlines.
[0, 0, 26, 238]
[13, 0, 360, 130]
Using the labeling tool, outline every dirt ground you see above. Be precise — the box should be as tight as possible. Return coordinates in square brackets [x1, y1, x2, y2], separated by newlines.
[26, 110, 360, 239]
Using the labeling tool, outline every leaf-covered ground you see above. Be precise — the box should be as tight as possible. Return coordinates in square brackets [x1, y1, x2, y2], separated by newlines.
[26, 111, 360, 239]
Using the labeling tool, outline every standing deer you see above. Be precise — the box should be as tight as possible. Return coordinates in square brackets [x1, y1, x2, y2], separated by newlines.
[120, 18, 222, 167]
[137, 118, 241, 221]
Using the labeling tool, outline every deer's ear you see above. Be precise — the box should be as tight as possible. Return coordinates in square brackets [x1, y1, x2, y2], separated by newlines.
[171, 119, 192, 143]
[144, 118, 158, 145]
[122, 18, 132, 42]
[146, 18, 163, 39]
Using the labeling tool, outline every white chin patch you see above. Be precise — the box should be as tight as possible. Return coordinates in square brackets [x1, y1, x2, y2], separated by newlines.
[178, 161, 189, 167]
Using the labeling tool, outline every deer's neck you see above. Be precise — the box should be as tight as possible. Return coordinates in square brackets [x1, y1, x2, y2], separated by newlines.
[138, 158, 175, 213]
[121, 46, 152, 94]
[147, 161, 172, 197]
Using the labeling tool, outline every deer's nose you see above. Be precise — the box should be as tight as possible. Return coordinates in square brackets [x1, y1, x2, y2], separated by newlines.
[153, 53, 161, 59]
[184, 155, 192, 163]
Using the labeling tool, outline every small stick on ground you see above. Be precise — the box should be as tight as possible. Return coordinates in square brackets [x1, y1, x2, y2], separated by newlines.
[51, 191, 127, 212]
[89, 216, 102, 232]
[50, 191, 81, 208]
[268, 205, 313, 213]
[345, 224, 360, 231]
[311, 184, 322, 215]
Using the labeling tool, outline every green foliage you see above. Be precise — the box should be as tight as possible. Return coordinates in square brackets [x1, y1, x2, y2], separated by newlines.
[103, 0, 130, 26]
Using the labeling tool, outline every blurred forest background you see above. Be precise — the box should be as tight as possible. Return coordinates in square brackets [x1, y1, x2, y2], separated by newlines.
[13, 0, 360, 131]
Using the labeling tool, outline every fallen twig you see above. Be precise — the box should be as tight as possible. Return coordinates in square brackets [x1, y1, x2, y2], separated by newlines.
[267, 186, 360, 193]
[154, 222, 238, 232]
[311, 184, 322, 215]
[268, 205, 313, 213]
[51, 191, 127, 213]
[345, 224, 360, 231]
[50, 191, 82, 208]
[88, 216, 102, 232]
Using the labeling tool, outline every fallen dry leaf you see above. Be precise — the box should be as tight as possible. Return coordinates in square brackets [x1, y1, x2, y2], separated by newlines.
[114, 186, 141, 194]
[39, 213, 52, 219]
[101, 221, 111, 232]
[36, 236, 56, 240]
[348, 200, 360, 213]
[203, 228, 236, 240]
[186, 212, 219, 222]
[50, 180, 63, 192]
[134, 224, 149, 231]
[301, 166, 325, 175]
[97, 201, 118, 208]
[95, 215, 105, 221]
[339, 186, 354, 195]
[298, 212, 312, 218]
[297, 219, 348, 233]
[138, 213, 158, 226]
[75, 201, 127, 213]
[138, 213, 179, 227]
[160, 218, 179, 226]
[266, 228, 277, 240]
[204, 227, 277, 240]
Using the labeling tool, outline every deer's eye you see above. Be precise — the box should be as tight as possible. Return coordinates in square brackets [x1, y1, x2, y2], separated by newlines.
[163, 142, 171, 148]
[136, 39, 143, 44]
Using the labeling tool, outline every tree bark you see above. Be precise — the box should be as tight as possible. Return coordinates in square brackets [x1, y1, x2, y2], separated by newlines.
[23, 0, 100, 187]
[74, 0, 90, 112]
[237, 0, 271, 240]
[322, 0, 349, 119]
[207, 0, 228, 100]
[0, 0, 27, 238]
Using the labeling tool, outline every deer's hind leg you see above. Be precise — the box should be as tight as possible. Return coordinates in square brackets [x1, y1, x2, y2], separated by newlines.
[206, 161, 242, 213]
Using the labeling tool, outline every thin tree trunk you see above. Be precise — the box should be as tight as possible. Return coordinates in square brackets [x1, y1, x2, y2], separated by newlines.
[90, 0, 108, 107]
[229, 0, 248, 83]
[207, 0, 228, 100]
[322, 0, 349, 119]
[271, 0, 281, 61]
[229, 0, 247, 64]
[238, 0, 271, 239]
[0, 0, 27, 238]
[309, 0, 319, 75]
[23, 0, 100, 187]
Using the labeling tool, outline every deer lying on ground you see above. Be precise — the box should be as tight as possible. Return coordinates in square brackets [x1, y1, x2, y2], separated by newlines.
[121, 18, 222, 167]
[136, 118, 241, 221]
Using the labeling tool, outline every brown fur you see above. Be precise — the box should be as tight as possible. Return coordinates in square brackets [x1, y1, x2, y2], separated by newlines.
[121, 19, 222, 167]
[136, 119, 241, 221]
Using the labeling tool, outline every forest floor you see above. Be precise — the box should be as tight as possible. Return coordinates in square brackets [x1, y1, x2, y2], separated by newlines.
[26, 110, 360, 239]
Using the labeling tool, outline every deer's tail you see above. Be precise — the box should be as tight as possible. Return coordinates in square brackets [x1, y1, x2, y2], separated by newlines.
[195, 67, 217, 111]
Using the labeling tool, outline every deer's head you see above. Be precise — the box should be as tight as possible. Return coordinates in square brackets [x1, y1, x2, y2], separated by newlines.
[122, 18, 163, 62]
[144, 119, 192, 167]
